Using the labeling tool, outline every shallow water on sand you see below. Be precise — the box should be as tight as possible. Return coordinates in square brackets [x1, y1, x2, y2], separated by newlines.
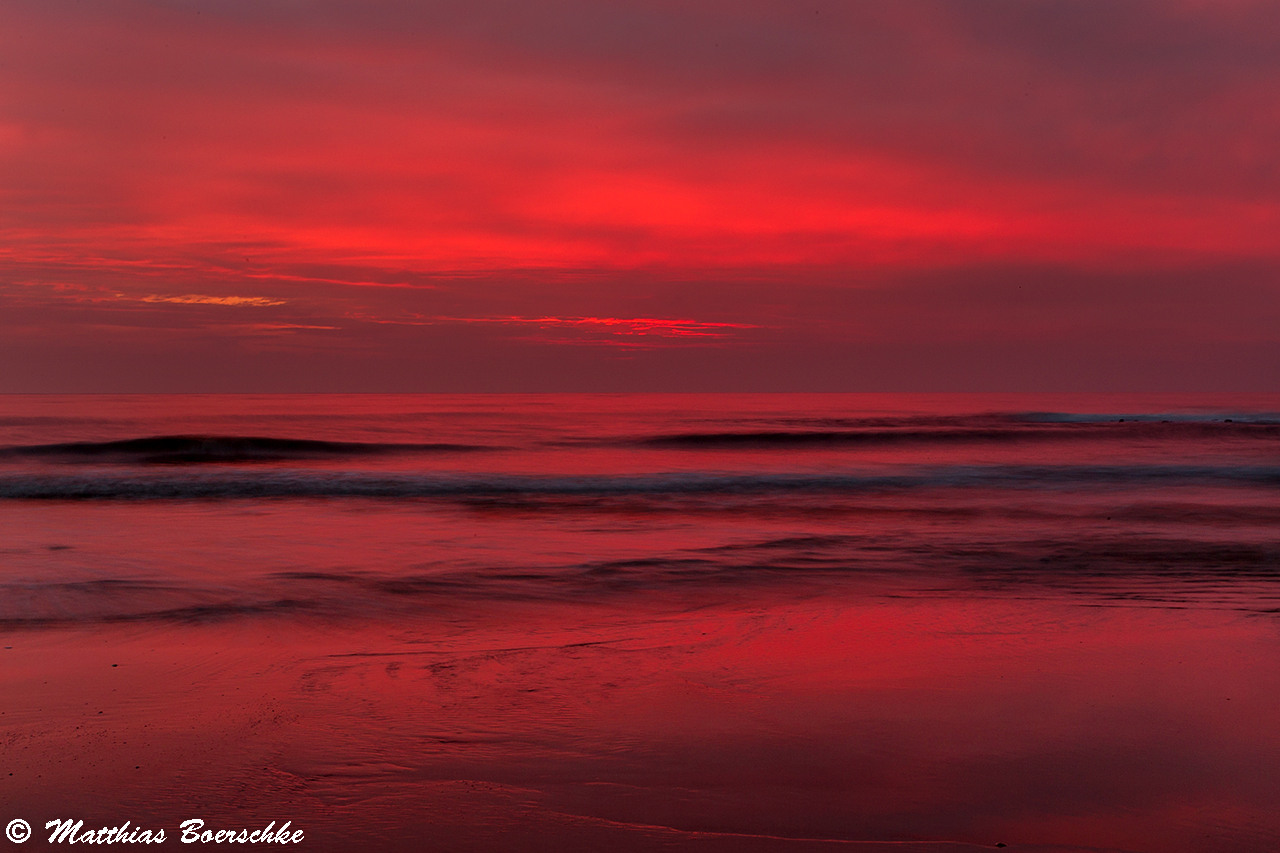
[2, 393, 1279, 851]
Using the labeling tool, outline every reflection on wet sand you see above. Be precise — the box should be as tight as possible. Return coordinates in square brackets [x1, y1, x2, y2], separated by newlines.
[4, 587, 1279, 852]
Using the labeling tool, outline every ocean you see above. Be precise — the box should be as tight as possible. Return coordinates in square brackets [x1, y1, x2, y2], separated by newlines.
[2, 393, 1278, 852]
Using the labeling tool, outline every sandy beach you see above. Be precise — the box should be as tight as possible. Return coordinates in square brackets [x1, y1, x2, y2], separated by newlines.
[6, 582, 1280, 852]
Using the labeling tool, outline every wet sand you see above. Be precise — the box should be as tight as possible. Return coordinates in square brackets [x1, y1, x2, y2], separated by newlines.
[5, 586, 1280, 852]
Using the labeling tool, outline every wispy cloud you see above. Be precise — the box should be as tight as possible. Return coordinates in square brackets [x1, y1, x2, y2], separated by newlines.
[222, 323, 341, 334]
[439, 315, 759, 337]
[136, 294, 287, 307]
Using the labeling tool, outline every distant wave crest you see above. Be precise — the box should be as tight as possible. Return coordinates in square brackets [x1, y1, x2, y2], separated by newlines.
[637, 417, 1280, 448]
[0, 434, 490, 463]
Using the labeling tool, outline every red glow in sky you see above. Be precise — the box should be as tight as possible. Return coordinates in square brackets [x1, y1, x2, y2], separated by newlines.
[2, 0, 1277, 391]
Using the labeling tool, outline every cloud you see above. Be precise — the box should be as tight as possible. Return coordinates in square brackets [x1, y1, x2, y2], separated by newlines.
[2, 0, 1277, 390]
[136, 294, 288, 307]
[440, 315, 758, 337]
[4, 0, 1278, 273]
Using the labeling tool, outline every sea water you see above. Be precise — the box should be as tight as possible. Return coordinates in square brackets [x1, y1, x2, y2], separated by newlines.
[1, 393, 1278, 852]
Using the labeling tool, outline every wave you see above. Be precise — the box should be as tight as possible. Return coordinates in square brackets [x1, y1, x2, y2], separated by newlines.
[0, 434, 491, 464]
[638, 428, 1065, 447]
[1019, 411, 1280, 425]
[636, 419, 1280, 448]
[1, 464, 1277, 500]
[5, 533, 1278, 629]
[5, 412, 1276, 463]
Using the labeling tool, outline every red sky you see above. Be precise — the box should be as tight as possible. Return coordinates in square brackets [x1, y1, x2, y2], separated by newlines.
[2, 0, 1278, 391]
